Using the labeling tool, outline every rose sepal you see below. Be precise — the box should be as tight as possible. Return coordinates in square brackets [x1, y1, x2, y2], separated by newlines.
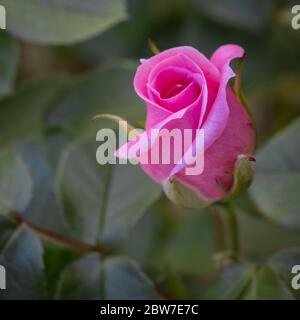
[222, 154, 255, 201]
[162, 177, 212, 209]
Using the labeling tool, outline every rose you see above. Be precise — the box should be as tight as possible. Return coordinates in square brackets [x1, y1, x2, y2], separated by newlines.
[117, 44, 255, 208]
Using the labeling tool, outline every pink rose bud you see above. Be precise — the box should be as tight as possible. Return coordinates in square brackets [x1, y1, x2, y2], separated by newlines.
[117, 45, 255, 208]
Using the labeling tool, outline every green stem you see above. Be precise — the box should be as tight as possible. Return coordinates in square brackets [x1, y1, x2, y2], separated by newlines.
[211, 202, 240, 266]
[221, 202, 239, 256]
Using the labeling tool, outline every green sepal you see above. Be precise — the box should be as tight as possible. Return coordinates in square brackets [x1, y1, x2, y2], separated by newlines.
[223, 155, 255, 201]
[162, 177, 212, 209]
[92, 113, 135, 134]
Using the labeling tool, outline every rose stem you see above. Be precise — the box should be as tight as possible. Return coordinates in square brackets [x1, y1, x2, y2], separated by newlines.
[211, 202, 240, 268]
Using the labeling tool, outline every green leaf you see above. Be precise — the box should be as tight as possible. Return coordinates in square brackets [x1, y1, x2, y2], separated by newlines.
[0, 215, 17, 251]
[0, 147, 33, 214]
[250, 76, 300, 145]
[0, 77, 68, 146]
[208, 248, 300, 300]
[270, 249, 300, 273]
[207, 263, 296, 300]
[0, 33, 18, 96]
[18, 137, 72, 237]
[55, 254, 103, 299]
[206, 263, 254, 299]
[55, 254, 160, 299]
[162, 209, 215, 277]
[242, 266, 294, 300]
[237, 207, 300, 258]
[250, 118, 300, 229]
[43, 242, 82, 299]
[46, 62, 145, 136]
[56, 134, 161, 245]
[193, 0, 273, 31]
[0, 226, 45, 299]
[268, 248, 300, 300]
[0, 63, 140, 146]
[105, 257, 160, 300]
[0, 63, 143, 145]
[3, 0, 127, 45]
[120, 197, 217, 294]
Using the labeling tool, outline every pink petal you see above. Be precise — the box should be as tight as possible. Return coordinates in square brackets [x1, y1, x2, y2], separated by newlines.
[134, 47, 220, 127]
[200, 44, 245, 150]
[177, 88, 255, 200]
[147, 68, 201, 113]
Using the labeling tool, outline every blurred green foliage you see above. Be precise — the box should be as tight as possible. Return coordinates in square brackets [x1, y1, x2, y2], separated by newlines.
[0, 0, 300, 300]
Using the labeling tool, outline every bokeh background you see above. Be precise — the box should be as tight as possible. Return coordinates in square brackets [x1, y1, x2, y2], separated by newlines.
[0, 0, 300, 299]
